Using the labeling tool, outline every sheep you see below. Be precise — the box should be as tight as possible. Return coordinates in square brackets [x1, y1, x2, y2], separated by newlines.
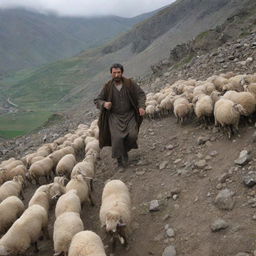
[0, 204, 48, 255]
[193, 94, 214, 124]
[37, 143, 57, 157]
[1, 160, 24, 172]
[28, 157, 54, 185]
[72, 137, 85, 157]
[244, 74, 256, 84]
[30, 156, 45, 165]
[66, 175, 94, 206]
[223, 91, 256, 116]
[54, 136, 66, 145]
[53, 212, 84, 256]
[0, 196, 25, 234]
[0, 176, 24, 202]
[214, 98, 247, 138]
[68, 231, 106, 256]
[4, 164, 27, 182]
[28, 181, 65, 212]
[173, 97, 193, 124]
[55, 189, 81, 218]
[100, 179, 131, 249]
[223, 75, 246, 92]
[244, 83, 256, 97]
[0, 158, 16, 168]
[85, 138, 100, 156]
[49, 146, 75, 168]
[71, 153, 96, 191]
[56, 154, 77, 179]
[212, 76, 228, 91]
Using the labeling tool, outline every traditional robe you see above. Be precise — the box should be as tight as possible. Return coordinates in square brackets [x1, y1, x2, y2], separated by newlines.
[94, 77, 146, 158]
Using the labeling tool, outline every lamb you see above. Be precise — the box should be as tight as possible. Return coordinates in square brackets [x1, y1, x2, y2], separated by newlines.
[0, 176, 24, 202]
[223, 75, 246, 92]
[53, 212, 84, 256]
[66, 175, 94, 206]
[28, 181, 65, 212]
[72, 137, 85, 157]
[55, 189, 81, 218]
[193, 94, 214, 123]
[223, 91, 256, 116]
[28, 157, 54, 185]
[0, 204, 48, 255]
[71, 153, 96, 191]
[4, 164, 27, 182]
[56, 154, 77, 179]
[214, 98, 247, 138]
[0, 196, 25, 234]
[49, 146, 75, 168]
[173, 97, 193, 124]
[100, 179, 131, 249]
[68, 231, 106, 256]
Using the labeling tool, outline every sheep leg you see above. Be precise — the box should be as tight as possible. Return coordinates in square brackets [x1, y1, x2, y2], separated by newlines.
[33, 241, 39, 253]
[118, 229, 128, 247]
[88, 193, 95, 206]
[20, 191, 25, 200]
[90, 179, 94, 192]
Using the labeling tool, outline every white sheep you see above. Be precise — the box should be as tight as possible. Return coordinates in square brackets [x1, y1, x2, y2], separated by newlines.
[72, 137, 85, 157]
[0, 176, 24, 202]
[223, 90, 256, 116]
[56, 154, 77, 179]
[28, 181, 65, 212]
[214, 98, 247, 138]
[173, 97, 193, 124]
[0, 196, 25, 234]
[0, 204, 48, 255]
[49, 146, 75, 168]
[68, 231, 106, 256]
[100, 179, 131, 248]
[55, 189, 81, 218]
[66, 174, 94, 206]
[223, 75, 246, 92]
[193, 94, 214, 123]
[28, 157, 54, 185]
[3, 164, 27, 182]
[53, 212, 84, 256]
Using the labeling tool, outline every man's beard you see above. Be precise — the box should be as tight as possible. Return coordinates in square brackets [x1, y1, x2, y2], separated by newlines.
[113, 77, 122, 83]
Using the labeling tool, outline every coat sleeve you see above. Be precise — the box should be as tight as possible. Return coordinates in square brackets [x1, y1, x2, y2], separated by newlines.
[133, 81, 146, 109]
[94, 86, 106, 110]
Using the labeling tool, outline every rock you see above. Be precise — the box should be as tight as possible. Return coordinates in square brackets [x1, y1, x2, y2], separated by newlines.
[174, 159, 181, 164]
[215, 189, 235, 210]
[209, 150, 218, 157]
[234, 150, 251, 166]
[219, 173, 231, 183]
[166, 144, 175, 150]
[235, 253, 250, 256]
[243, 173, 256, 188]
[136, 171, 146, 176]
[166, 228, 175, 238]
[211, 218, 229, 232]
[162, 245, 176, 256]
[149, 200, 160, 212]
[197, 136, 209, 145]
[195, 160, 207, 169]
[159, 161, 169, 170]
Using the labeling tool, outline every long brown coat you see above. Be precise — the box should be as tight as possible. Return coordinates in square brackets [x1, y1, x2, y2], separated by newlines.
[94, 77, 146, 149]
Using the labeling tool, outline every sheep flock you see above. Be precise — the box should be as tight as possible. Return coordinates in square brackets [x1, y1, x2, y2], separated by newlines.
[145, 72, 256, 138]
[0, 71, 255, 255]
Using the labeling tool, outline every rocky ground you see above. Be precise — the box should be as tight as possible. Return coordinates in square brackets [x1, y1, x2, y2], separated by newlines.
[12, 113, 256, 256]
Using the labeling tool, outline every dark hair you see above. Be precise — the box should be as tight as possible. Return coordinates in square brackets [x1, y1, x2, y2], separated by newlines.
[110, 63, 124, 73]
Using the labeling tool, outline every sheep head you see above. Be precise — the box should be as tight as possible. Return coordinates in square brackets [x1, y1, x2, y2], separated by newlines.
[48, 183, 65, 200]
[105, 210, 122, 232]
[233, 104, 248, 116]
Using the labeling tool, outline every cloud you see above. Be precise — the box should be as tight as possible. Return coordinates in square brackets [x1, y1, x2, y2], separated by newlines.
[0, 0, 175, 17]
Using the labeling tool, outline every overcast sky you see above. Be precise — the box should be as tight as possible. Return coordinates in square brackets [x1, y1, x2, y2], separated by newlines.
[0, 0, 176, 17]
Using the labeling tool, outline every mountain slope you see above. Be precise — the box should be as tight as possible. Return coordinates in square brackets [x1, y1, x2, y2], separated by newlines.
[0, 8, 154, 74]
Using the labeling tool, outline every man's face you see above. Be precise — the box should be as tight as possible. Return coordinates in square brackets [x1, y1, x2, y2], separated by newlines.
[111, 68, 123, 82]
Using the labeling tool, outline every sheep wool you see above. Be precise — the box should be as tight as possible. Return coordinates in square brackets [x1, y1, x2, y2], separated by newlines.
[68, 231, 106, 256]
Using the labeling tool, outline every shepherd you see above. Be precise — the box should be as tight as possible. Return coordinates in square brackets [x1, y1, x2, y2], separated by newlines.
[94, 63, 146, 170]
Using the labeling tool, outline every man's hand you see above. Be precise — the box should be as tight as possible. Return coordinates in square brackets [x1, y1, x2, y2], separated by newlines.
[139, 108, 145, 116]
[104, 101, 112, 110]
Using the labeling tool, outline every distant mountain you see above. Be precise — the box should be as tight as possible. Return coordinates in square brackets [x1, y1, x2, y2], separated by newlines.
[0, 8, 155, 74]
[0, 0, 255, 123]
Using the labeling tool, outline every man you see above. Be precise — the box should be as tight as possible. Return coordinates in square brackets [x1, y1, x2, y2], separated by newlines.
[94, 63, 146, 169]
